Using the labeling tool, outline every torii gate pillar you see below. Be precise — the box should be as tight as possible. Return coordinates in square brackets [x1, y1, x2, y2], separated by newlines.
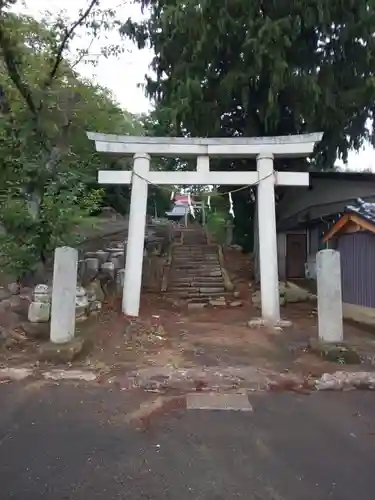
[257, 153, 279, 321]
[123, 153, 149, 316]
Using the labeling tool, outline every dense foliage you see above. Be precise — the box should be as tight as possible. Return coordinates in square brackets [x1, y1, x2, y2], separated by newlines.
[0, 2, 142, 280]
[123, 0, 375, 249]
[124, 0, 375, 168]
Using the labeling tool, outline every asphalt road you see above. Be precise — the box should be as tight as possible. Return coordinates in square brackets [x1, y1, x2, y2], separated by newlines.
[0, 382, 375, 499]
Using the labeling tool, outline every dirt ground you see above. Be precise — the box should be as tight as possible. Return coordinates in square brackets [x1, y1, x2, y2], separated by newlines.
[2, 247, 375, 381]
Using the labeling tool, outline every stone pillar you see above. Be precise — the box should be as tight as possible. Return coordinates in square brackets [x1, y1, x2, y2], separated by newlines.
[256, 153, 280, 322]
[316, 249, 343, 342]
[50, 246, 78, 343]
[123, 153, 150, 316]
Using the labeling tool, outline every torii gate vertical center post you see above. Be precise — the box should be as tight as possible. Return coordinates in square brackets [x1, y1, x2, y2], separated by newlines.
[87, 133, 323, 321]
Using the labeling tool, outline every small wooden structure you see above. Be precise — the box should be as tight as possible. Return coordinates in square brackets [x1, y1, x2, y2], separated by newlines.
[323, 198, 375, 323]
[166, 194, 207, 227]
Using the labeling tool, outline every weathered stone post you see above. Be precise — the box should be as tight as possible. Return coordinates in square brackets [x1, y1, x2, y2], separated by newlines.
[316, 249, 343, 342]
[50, 246, 78, 343]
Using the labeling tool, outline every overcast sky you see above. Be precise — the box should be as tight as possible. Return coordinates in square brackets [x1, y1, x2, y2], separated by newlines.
[15, 0, 375, 171]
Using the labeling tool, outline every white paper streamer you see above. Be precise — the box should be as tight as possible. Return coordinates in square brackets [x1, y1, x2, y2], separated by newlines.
[188, 193, 195, 218]
[170, 191, 175, 200]
[207, 196, 211, 210]
[228, 192, 235, 218]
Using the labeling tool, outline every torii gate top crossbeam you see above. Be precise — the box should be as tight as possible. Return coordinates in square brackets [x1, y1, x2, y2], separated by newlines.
[87, 132, 323, 158]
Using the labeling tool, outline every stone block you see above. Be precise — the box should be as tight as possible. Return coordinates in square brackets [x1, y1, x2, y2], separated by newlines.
[115, 253, 126, 267]
[247, 317, 291, 329]
[210, 298, 227, 307]
[106, 241, 124, 250]
[208, 271, 222, 277]
[85, 280, 105, 303]
[188, 302, 206, 310]
[199, 287, 224, 294]
[275, 319, 292, 328]
[38, 337, 87, 363]
[101, 261, 115, 278]
[247, 318, 267, 328]
[95, 250, 110, 263]
[281, 282, 312, 303]
[28, 301, 51, 323]
[84, 252, 99, 259]
[229, 300, 243, 307]
[110, 256, 123, 270]
[33, 284, 51, 304]
[116, 269, 125, 294]
[75, 288, 89, 321]
[82, 258, 100, 282]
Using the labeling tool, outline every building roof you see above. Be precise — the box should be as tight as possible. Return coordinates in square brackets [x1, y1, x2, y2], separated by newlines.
[308, 171, 375, 181]
[174, 194, 191, 205]
[323, 198, 375, 242]
[345, 198, 375, 224]
[165, 205, 188, 217]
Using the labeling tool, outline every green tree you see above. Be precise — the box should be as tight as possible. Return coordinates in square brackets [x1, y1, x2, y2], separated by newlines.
[122, 0, 375, 252]
[0, 1, 141, 281]
[123, 0, 375, 168]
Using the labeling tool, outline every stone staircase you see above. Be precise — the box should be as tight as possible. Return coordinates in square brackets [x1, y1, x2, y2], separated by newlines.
[167, 242, 231, 305]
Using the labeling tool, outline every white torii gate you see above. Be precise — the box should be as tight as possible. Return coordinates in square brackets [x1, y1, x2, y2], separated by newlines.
[87, 132, 323, 321]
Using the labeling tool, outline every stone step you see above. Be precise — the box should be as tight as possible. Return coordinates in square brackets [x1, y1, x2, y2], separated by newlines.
[173, 252, 217, 256]
[171, 267, 221, 272]
[170, 274, 223, 281]
[171, 266, 221, 276]
[173, 262, 220, 267]
[170, 282, 224, 289]
[169, 286, 226, 294]
[173, 262, 217, 266]
[174, 248, 217, 252]
[170, 278, 224, 285]
[173, 254, 218, 259]
[170, 290, 227, 298]
[170, 272, 222, 278]
[174, 244, 216, 248]
[173, 254, 217, 258]
[172, 255, 219, 262]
